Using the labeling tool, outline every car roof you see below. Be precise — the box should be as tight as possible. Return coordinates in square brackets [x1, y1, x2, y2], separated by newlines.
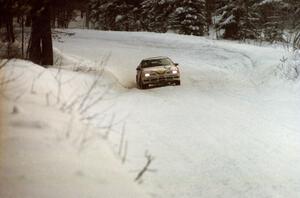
[142, 56, 170, 61]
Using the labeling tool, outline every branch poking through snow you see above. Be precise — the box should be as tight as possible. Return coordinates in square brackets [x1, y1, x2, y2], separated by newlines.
[135, 151, 154, 182]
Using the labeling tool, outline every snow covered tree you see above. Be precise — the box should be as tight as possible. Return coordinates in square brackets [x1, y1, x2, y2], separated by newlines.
[168, 0, 208, 36]
[239, 0, 262, 39]
[89, 0, 102, 28]
[259, 0, 285, 42]
[89, 0, 140, 31]
[215, 0, 262, 40]
[214, 0, 240, 39]
[141, 0, 208, 35]
[140, 0, 174, 32]
[282, 0, 300, 29]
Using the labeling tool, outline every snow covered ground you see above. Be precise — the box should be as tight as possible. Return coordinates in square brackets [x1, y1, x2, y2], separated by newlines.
[1, 29, 300, 198]
[0, 60, 149, 198]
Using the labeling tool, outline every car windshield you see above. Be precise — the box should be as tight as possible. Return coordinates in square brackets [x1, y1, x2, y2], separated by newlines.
[141, 58, 173, 68]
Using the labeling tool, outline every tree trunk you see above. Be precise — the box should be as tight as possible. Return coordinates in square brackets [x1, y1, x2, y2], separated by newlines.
[5, 0, 15, 43]
[5, 16, 14, 42]
[85, 5, 90, 29]
[25, 14, 31, 27]
[224, 23, 239, 39]
[41, 5, 53, 66]
[28, 0, 53, 66]
[21, 15, 24, 58]
[206, 0, 213, 26]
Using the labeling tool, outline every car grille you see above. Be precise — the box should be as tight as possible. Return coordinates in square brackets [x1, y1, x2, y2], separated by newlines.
[155, 70, 166, 75]
[144, 76, 179, 83]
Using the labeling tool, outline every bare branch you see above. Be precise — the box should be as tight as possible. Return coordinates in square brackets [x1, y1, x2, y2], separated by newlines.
[0, 72, 24, 87]
[135, 151, 154, 182]
[118, 123, 126, 156]
[78, 69, 104, 111]
[79, 85, 111, 114]
[0, 59, 9, 70]
[122, 140, 128, 164]
[103, 114, 115, 139]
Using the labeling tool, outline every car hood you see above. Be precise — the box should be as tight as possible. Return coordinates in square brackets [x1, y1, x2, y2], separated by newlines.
[142, 65, 176, 72]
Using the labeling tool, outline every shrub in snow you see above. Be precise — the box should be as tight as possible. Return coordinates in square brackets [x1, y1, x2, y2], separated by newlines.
[276, 51, 300, 80]
[292, 32, 300, 51]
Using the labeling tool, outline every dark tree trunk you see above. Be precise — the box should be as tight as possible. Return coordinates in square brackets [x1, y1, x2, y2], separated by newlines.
[224, 23, 239, 39]
[51, 6, 57, 27]
[206, 0, 214, 26]
[4, 0, 15, 43]
[25, 14, 31, 27]
[28, 18, 42, 64]
[28, 0, 53, 66]
[41, 5, 53, 66]
[21, 15, 24, 58]
[85, 5, 90, 29]
[5, 15, 15, 42]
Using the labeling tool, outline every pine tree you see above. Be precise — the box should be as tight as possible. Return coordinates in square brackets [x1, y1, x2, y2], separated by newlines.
[215, 0, 261, 40]
[259, 0, 285, 42]
[205, 0, 215, 26]
[89, 0, 139, 31]
[282, 0, 300, 29]
[140, 0, 174, 32]
[239, 0, 262, 40]
[168, 0, 207, 36]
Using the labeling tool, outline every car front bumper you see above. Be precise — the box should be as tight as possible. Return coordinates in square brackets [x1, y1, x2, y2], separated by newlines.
[142, 75, 180, 85]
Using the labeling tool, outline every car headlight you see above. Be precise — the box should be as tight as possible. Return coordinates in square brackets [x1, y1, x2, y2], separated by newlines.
[145, 73, 150, 77]
[172, 70, 178, 74]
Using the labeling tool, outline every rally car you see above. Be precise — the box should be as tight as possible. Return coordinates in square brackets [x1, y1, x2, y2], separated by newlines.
[136, 56, 180, 89]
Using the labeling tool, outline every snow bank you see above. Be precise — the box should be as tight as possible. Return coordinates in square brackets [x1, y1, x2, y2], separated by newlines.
[0, 59, 149, 198]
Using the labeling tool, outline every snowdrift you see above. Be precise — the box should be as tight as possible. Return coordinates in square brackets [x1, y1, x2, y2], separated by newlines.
[0, 59, 149, 198]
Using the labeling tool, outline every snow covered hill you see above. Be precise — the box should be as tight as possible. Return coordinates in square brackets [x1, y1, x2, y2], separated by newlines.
[1, 29, 300, 198]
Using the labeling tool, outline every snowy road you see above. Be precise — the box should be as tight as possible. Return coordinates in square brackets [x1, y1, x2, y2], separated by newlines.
[54, 30, 300, 198]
